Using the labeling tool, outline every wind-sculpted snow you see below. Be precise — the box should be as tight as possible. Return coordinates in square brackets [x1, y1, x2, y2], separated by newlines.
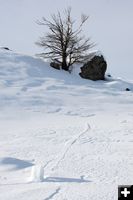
[0, 49, 133, 200]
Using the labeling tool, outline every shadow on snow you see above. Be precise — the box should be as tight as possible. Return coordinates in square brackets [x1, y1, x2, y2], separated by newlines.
[0, 157, 34, 170]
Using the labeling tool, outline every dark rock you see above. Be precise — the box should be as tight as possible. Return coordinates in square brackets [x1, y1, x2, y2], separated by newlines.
[125, 88, 130, 91]
[1, 47, 10, 51]
[79, 55, 107, 81]
[50, 62, 61, 70]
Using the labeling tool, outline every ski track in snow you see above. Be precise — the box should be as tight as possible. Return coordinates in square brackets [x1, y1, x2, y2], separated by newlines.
[44, 187, 61, 200]
[0, 50, 133, 200]
[51, 123, 91, 171]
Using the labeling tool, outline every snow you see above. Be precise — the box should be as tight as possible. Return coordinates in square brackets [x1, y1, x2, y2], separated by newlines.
[28, 165, 44, 182]
[0, 49, 133, 200]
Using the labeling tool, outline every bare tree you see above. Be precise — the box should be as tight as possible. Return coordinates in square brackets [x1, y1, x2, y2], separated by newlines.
[36, 8, 94, 71]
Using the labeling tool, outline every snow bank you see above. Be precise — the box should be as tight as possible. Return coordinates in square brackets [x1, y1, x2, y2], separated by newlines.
[0, 49, 133, 92]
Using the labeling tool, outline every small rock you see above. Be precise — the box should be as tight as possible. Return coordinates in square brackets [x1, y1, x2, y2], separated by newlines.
[125, 88, 130, 91]
[1, 47, 11, 51]
[50, 62, 61, 70]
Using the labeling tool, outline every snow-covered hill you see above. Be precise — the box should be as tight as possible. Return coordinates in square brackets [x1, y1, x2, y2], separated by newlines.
[0, 49, 133, 200]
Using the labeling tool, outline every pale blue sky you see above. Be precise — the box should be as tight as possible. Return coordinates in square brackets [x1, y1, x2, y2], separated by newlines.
[0, 0, 133, 79]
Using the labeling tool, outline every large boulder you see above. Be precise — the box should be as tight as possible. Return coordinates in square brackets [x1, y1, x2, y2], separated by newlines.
[79, 55, 107, 81]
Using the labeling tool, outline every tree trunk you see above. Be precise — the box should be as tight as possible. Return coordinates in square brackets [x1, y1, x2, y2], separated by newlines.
[62, 53, 69, 71]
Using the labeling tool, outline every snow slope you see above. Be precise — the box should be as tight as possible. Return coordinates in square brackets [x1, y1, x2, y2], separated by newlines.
[0, 49, 133, 200]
